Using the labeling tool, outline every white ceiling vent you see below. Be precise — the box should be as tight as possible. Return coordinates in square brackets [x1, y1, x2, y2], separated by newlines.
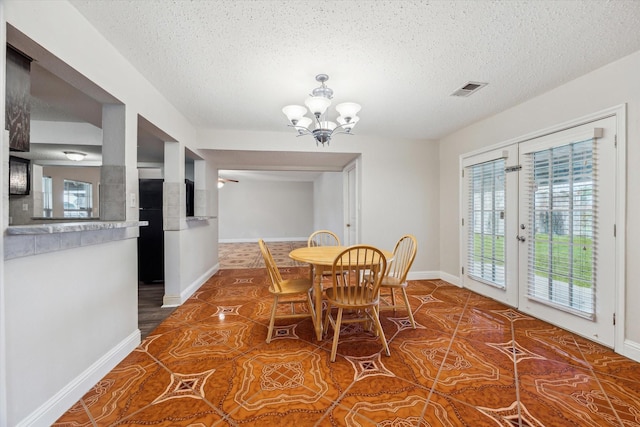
[451, 81, 488, 97]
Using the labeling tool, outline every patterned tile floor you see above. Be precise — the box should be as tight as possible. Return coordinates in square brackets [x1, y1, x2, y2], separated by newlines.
[55, 266, 640, 426]
[219, 241, 307, 269]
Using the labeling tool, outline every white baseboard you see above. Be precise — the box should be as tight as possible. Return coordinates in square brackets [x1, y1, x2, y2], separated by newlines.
[406, 271, 461, 286]
[622, 339, 640, 363]
[438, 271, 461, 287]
[17, 330, 140, 427]
[219, 237, 307, 243]
[407, 271, 441, 280]
[163, 264, 219, 308]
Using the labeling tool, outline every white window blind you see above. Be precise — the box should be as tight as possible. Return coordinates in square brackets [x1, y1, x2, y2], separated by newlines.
[63, 179, 93, 218]
[467, 159, 506, 288]
[42, 176, 53, 218]
[524, 138, 596, 318]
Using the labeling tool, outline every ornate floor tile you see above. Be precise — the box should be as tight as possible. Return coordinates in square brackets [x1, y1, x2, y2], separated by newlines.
[492, 307, 534, 322]
[77, 359, 175, 425]
[412, 304, 466, 335]
[465, 293, 510, 311]
[449, 307, 513, 343]
[429, 286, 471, 306]
[55, 263, 640, 426]
[519, 373, 622, 427]
[147, 320, 249, 366]
[405, 279, 439, 295]
[595, 373, 640, 425]
[513, 329, 590, 370]
[423, 392, 515, 426]
[420, 338, 516, 408]
[52, 399, 94, 426]
[337, 389, 430, 426]
[211, 349, 338, 424]
[167, 299, 222, 324]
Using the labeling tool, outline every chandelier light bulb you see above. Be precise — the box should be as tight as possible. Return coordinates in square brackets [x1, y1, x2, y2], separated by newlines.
[295, 117, 312, 131]
[282, 105, 307, 124]
[337, 115, 359, 130]
[316, 121, 337, 131]
[305, 96, 331, 117]
[335, 102, 361, 120]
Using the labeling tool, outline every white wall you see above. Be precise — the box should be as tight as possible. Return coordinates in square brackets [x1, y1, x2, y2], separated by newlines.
[218, 179, 314, 241]
[439, 49, 640, 357]
[198, 128, 441, 277]
[313, 172, 344, 241]
[2, 1, 218, 425]
[4, 240, 138, 425]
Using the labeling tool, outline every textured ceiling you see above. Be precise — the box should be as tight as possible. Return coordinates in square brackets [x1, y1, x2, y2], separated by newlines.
[67, 0, 640, 141]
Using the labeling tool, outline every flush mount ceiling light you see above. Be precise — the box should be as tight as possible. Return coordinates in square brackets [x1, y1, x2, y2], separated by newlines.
[282, 74, 361, 147]
[63, 151, 86, 161]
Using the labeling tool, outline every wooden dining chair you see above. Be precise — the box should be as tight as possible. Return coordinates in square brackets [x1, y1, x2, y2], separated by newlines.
[308, 230, 341, 279]
[258, 239, 314, 343]
[308, 230, 341, 247]
[379, 234, 418, 328]
[323, 245, 389, 362]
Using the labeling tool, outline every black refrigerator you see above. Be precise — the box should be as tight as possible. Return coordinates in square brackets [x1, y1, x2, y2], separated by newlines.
[138, 179, 164, 283]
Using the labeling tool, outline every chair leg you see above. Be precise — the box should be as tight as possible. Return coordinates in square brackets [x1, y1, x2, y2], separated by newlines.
[323, 303, 332, 337]
[330, 307, 343, 362]
[401, 288, 416, 328]
[267, 295, 278, 343]
[306, 289, 315, 324]
[390, 288, 397, 313]
[371, 306, 390, 357]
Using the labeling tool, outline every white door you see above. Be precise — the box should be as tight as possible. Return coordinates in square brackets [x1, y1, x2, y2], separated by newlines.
[461, 145, 519, 307]
[518, 117, 617, 347]
[343, 162, 358, 245]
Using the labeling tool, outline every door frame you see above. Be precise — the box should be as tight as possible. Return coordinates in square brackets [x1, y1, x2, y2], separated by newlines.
[343, 159, 360, 245]
[459, 104, 626, 352]
[461, 144, 519, 307]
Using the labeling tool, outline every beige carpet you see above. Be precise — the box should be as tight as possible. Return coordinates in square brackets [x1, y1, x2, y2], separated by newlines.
[219, 241, 308, 269]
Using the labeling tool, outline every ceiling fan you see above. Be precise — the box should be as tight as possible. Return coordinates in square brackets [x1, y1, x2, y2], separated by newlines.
[218, 177, 238, 188]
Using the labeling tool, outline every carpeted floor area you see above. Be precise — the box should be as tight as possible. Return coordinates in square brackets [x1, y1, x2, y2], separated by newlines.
[60, 265, 640, 426]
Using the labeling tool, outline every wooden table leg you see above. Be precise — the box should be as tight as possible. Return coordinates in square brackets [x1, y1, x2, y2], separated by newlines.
[313, 267, 323, 341]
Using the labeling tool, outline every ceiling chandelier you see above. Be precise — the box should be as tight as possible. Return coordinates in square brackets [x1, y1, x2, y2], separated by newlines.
[282, 74, 361, 146]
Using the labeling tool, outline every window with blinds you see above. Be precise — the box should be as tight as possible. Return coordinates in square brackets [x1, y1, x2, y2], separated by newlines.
[42, 176, 53, 218]
[63, 179, 93, 218]
[467, 159, 506, 288]
[524, 138, 596, 318]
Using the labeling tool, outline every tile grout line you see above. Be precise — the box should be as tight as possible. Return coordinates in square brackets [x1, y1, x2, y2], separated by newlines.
[419, 288, 471, 422]
[510, 317, 523, 427]
[573, 336, 626, 427]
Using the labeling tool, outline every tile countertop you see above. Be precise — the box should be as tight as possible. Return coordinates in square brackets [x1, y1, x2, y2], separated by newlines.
[6, 220, 148, 235]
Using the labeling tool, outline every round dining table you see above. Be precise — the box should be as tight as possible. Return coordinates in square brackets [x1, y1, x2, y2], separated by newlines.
[289, 245, 393, 341]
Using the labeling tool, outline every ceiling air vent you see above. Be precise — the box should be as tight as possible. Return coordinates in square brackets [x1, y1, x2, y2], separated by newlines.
[451, 81, 488, 97]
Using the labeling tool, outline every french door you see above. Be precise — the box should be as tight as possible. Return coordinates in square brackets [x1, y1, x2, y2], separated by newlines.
[462, 117, 617, 347]
[461, 145, 519, 307]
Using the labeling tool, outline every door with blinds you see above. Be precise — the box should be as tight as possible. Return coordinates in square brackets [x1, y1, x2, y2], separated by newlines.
[518, 117, 616, 347]
[462, 116, 617, 346]
[461, 145, 519, 307]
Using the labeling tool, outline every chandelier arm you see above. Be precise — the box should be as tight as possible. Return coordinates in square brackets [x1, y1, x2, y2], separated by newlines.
[288, 125, 313, 135]
[332, 122, 351, 132]
[329, 130, 353, 137]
